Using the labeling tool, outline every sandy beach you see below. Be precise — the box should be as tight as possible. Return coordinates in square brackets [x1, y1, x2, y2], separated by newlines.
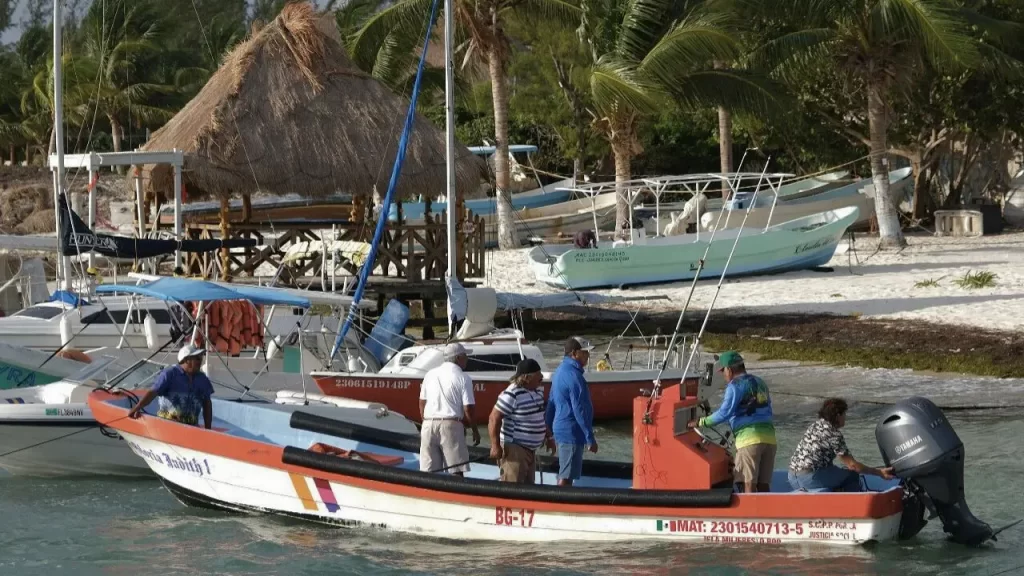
[482, 231, 1024, 333]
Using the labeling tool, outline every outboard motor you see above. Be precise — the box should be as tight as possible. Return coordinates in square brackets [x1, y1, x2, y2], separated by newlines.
[875, 397, 993, 546]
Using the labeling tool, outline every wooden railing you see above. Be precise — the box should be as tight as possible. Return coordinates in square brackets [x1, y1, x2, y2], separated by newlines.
[172, 213, 486, 283]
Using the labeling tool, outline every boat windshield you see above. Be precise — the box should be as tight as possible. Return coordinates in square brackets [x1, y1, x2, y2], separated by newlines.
[101, 360, 166, 391]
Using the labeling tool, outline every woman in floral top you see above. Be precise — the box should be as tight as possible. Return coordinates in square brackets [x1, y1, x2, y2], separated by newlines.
[788, 398, 895, 492]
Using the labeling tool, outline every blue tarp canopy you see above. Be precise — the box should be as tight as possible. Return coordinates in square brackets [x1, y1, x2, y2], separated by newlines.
[96, 278, 311, 308]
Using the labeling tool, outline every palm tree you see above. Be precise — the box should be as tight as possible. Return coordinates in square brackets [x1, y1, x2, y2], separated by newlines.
[747, 0, 985, 248]
[582, 0, 780, 238]
[0, 49, 27, 164]
[350, 0, 579, 249]
[336, 0, 465, 106]
[19, 52, 97, 161]
[79, 3, 175, 155]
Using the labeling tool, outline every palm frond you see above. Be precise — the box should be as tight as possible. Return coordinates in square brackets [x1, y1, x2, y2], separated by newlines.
[616, 0, 674, 62]
[350, 0, 436, 72]
[974, 41, 1024, 82]
[589, 56, 662, 118]
[957, 6, 1024, 52]
[641, 17, 743, 85]
[666, 68, 789, 115]
[508, 0, 581, 25]
[748, 28, 837, 81]
[731, 0, 854, 26]
[875, 0, 979, 70]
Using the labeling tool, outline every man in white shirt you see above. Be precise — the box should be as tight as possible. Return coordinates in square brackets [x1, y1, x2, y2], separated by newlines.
[419, 342, 481, 475]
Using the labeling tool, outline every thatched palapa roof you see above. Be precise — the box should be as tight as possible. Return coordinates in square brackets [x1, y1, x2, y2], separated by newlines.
[140, 2, 486, 203]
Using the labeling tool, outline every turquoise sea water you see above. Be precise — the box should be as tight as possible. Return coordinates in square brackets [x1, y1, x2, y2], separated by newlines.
[2, 360, 1022, 576]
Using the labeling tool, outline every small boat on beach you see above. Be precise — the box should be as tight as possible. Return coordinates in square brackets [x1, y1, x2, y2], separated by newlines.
[389, 144, 574, 222]
[697, 168, 912, 232]
[529, 206, 860, 290]
[87, 378, 1001, 547]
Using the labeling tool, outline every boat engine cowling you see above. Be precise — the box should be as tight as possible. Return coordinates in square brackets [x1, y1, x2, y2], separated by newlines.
[875, 397, 993, 546]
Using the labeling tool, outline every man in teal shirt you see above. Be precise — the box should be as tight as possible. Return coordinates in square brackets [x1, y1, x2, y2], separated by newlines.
[688, 351, 776, 493]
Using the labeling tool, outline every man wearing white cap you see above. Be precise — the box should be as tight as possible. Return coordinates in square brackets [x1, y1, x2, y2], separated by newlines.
[128, 344, 214, 429]
[419, 342, 481, 475]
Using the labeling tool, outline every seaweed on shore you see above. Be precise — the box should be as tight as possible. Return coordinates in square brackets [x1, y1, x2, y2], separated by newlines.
[498, 309, 1024, 379]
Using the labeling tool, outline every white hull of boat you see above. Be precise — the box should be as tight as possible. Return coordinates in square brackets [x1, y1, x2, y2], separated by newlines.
[697, 193, 874, 232]
[0, 413, 149, 476]
[120, 432, 901, 545]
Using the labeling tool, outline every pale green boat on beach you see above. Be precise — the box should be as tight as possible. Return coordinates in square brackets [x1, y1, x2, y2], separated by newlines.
[528, 205, 860, 290]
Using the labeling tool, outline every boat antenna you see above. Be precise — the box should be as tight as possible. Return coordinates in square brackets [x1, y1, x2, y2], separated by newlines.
[648, 148, 757, 391]
[647, 157, 773, 416]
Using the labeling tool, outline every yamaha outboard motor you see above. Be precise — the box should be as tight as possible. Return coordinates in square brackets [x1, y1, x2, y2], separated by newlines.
[875, 397, 993, 546]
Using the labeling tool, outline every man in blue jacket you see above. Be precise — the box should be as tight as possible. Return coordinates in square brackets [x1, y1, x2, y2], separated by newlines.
[688, 351, 776, 493]
[545, 336, 599, 486]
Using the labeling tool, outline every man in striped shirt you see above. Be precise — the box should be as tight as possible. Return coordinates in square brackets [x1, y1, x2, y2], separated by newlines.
[488, 359, 552, 483]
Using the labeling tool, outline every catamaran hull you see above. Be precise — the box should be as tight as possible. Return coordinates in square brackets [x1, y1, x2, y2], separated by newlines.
[111, 430, 902, 546]
[530, 207, 859, 290]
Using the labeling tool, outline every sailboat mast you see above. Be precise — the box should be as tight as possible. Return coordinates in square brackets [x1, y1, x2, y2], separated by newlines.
[52, 0, 71, 291]
[443, 0, 457, 279]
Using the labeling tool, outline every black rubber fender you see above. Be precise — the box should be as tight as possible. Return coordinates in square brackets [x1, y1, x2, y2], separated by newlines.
[282, 445, 734, 508]
[289, 410, 633, 479]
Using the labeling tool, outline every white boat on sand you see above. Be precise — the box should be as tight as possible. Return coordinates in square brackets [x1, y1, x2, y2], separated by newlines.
[697, 168, 912, 232]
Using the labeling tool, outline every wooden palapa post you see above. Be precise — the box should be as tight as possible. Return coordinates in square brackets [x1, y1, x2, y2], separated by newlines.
[219, 197, 230, 281]
[350, 195, 366, 240]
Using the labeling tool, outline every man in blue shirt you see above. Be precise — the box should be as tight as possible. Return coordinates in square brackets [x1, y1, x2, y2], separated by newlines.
[128, 344, 215, 429]
[545, 336, 598, 486]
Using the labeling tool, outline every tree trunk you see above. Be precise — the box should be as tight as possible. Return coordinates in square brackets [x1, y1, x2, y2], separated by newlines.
[488, 38, 517, 249]
[8, 144, 13, 165]
[109, 115, 123, 153]
[718, 105, 733, 199]
[611, 139, 632, 241]
[109, 115, 126, 175]
[867, 83, 905, 248]
[25, 142, 31, 165]
[910, 156, 936, 223]
[219, 196, 230, 281]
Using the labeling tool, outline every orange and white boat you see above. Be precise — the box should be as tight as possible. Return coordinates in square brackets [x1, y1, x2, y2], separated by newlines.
[88, 377, 1003, 547]
[313, 287, 705, 425]
[311, 331, 698, 425]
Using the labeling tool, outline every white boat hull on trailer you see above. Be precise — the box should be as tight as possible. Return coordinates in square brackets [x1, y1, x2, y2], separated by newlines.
[529, 206, 860, 290]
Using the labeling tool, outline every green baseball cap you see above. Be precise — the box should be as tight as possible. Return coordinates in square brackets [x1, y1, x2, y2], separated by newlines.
[715, 350, 744, 371]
